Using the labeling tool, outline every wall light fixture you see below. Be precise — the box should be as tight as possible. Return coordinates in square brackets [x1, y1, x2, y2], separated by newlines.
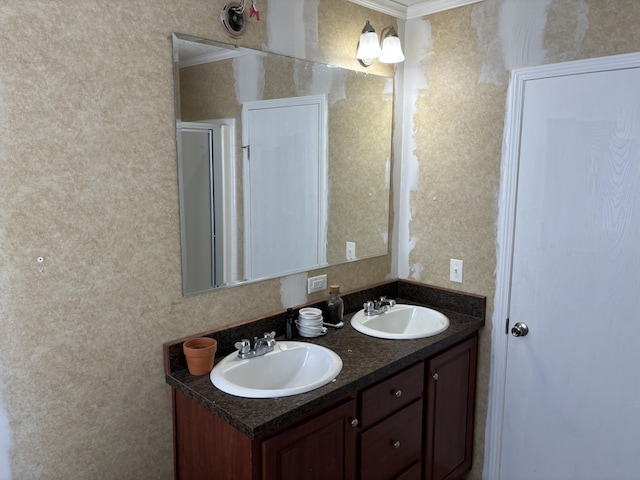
[356, 20, 405, 67]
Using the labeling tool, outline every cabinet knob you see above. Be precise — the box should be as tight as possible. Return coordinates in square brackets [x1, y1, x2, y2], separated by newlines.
[392, 440, 401, 449]
[350, 418, 359, 428]
[432, 373, 439, 381]
[394, 389, 402, 398]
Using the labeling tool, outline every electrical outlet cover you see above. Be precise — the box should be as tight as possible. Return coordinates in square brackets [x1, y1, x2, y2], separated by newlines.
[307, 274, 328, 294]
[346, 241, 356, 261]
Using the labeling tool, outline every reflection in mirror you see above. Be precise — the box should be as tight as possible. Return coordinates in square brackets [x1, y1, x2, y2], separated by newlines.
[172, 33, 393, 295]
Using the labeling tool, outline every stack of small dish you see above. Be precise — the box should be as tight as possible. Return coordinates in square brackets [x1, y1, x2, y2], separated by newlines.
[296, 307, 327, 338]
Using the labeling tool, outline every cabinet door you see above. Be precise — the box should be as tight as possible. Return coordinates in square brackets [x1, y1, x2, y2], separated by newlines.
[425, 335, 478, 480]
[262, 399, 357, 480]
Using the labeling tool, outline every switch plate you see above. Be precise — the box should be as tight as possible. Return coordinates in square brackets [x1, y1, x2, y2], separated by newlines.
[346, 241, 356, 261]
[307, 274, 327, 294]
[450, 259, 463, 283]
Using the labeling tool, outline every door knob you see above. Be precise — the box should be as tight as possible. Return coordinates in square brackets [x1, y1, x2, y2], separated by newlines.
[511, 322, 529, 337]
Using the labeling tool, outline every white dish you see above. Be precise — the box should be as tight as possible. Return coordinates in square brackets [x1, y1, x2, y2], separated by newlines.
[299, 307, 322, 318]
[296, 318, 323, 327]
[297, 326, 328, 338]
[296, 322, 324, 332]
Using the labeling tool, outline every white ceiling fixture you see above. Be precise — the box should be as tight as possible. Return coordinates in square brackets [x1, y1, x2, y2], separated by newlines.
[348, 0, 484, 20]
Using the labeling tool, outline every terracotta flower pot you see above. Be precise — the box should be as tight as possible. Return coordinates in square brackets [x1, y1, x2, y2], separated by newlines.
[183, 337, 217, 376]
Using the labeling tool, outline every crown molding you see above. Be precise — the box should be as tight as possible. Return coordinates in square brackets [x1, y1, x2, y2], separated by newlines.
[348, 0, 484, 20]
[348, 0, 407, 18]
[406, 0, 483, 18]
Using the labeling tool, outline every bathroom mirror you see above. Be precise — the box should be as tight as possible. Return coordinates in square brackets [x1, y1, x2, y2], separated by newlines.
[172, 33, 393, 295]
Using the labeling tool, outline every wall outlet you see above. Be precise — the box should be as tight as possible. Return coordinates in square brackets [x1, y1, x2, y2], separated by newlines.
[307, 274, 328, 294]
[450, 259, 464, 283]
[346, 241, 356, 261]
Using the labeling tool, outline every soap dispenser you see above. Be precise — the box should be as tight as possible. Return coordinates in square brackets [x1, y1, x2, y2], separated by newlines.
[326, 285, 344, 327]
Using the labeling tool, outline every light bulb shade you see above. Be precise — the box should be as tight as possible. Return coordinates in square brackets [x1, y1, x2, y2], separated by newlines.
[379, 35, 405, 63]
[356, 31, 381, 62]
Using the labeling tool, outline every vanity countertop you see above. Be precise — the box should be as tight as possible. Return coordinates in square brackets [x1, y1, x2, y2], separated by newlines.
[164, 283, 485, 439]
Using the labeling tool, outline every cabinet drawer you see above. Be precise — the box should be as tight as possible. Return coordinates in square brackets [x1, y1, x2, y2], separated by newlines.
[360, 399, 423, 480]
[360, 362, 424, 429]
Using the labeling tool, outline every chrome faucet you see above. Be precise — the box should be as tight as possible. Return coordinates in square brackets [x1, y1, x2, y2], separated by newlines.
[363, 296, 396, 316]
[234, 331, 277, 359]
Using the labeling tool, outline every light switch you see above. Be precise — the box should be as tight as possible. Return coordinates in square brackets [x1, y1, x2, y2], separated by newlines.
[450, 259, 463, 283]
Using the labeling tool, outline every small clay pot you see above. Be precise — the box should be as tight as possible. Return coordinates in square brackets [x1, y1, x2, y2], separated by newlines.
[183, 337, 217, 376]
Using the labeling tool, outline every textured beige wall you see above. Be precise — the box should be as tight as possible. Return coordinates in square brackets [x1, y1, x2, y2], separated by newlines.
[401, 1, 640, 478]
[0, 1, 395, 478]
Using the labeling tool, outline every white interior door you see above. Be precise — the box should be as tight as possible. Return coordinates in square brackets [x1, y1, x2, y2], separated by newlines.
[492, 54, 640, 479]
[243, 95, 328, 280]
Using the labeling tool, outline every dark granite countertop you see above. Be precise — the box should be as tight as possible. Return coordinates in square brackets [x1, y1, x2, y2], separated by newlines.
[164, 280, 485, 440]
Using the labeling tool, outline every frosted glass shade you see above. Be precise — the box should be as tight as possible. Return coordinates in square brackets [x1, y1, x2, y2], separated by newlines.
[379, 35, 405, 64]
[356, 31, 381, 61]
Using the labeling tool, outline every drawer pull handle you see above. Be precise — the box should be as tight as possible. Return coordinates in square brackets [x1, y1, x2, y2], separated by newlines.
[394, 389, 402, 398]
[392, 440, 401, 449]
[351, 418, 359, 428]
[432, 373, 439, 381]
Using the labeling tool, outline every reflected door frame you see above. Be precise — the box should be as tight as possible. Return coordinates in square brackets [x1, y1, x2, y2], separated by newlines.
[242, 95, 328, 281]
[178, 119, 237, 294]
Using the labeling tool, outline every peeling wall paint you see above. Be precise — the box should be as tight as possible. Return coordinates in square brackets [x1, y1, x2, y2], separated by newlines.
[234, 53, 266, 103]
[265, 0, 320, 59]
[472, 0, 589, 87]
[499, 0, 553, 69]
[293, 61, 348, 105]
[396, 17, 433, 279]
[280, 272, 308, 308]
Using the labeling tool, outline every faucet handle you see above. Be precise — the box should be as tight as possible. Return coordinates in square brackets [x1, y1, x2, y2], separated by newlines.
[378, 295, 396, 306]
[263, 331, 277, 347]
[234, 339, 251, 354]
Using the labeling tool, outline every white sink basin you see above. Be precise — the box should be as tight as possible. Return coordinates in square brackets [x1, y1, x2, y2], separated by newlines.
[350, 304, 449, 340]
[210, 341, 342, 398]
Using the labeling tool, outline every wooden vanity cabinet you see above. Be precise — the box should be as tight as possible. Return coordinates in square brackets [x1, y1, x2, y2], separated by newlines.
[425, 335, 478, 480]
[171, 333, 478, 480]
[173, 391, 356, 480]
